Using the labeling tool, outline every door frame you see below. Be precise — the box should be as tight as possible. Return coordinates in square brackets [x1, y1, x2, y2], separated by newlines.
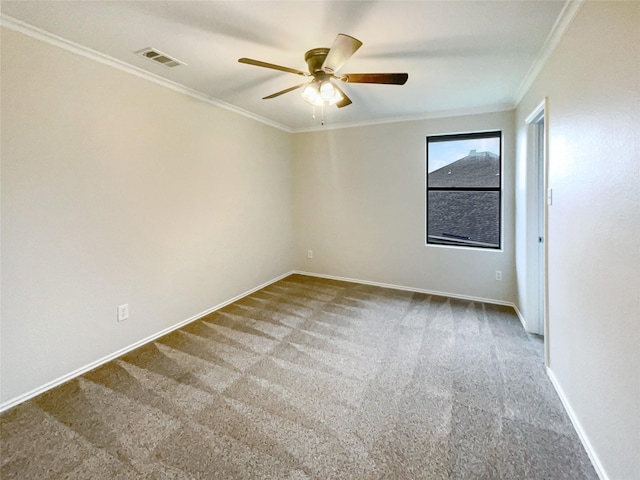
[525, 98, 549, 365]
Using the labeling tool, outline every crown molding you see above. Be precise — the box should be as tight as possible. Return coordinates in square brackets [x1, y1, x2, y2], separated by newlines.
[0, 14, 293, 133]
[512, 0, 586, 105]
[293, 103, 515, 133]
[2, 3, 573, 136]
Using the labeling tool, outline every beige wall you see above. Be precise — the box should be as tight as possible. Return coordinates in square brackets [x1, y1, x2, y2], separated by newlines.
[292, 111, 517, 304]
[1, 29, 294, 405]
[4, 5, 638, 478]
[515, 2, 640, 478]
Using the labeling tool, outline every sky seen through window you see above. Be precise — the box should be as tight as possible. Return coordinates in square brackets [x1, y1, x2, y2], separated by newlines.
[428, 138, 500, 173]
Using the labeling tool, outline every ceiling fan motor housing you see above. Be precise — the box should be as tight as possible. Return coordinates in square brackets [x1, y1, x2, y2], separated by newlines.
[304, 48, 330, 75]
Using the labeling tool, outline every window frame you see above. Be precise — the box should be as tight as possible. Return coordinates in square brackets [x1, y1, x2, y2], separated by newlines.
[425, 130, 503, 250]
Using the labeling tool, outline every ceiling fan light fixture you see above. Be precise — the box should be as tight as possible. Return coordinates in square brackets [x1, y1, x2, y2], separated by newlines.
[301, 80, 343, 107]
[327, 89, 344, 106]
[319, 80, 336, 100]
[301, 82, 324, 107]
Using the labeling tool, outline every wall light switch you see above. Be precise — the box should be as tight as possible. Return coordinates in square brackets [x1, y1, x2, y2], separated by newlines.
[118, 304, 129, 322]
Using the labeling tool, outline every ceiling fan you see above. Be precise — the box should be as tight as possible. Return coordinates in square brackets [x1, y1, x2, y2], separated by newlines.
[238, 34, 408, 109]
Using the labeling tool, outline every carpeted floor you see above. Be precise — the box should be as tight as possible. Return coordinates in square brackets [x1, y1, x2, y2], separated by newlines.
[1, 274, 597, 479]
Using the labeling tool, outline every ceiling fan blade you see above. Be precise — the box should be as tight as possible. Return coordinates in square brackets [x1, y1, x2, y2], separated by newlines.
[238, 58, 308, 76]
[321, 34, 363, 74]
[333, 84, 352, 108]
[262, 83, 308, 99]
[342, 73, 409, 85]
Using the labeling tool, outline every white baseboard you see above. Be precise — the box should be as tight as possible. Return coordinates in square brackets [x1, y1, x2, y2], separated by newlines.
[293, 270, 518, 310]
[512, 304, 528, 330]
[0, 269, 524, 412]
[2, 267, 608, 480]
[546, 367, 608, 480]
[0, 271, 294, 413]
[297, 271, 606, 478]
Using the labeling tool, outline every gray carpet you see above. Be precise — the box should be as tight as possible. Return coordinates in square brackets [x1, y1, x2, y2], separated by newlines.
[1, 274, 598, 479]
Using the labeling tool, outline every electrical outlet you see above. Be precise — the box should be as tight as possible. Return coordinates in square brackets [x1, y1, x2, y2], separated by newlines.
[495, 271, 502, 281]
[117, 304, 129, 322]
[307, 250, 313, 259]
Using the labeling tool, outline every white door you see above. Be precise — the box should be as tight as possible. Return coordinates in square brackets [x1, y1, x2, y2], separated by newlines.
[526, 100, 548, 340]
[535, 114, 546, 337]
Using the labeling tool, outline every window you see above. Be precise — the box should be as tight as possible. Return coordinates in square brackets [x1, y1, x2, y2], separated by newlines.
[426, 131, 502, 249]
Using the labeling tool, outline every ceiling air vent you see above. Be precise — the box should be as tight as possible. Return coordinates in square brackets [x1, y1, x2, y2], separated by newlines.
[135, 48, 185, 68]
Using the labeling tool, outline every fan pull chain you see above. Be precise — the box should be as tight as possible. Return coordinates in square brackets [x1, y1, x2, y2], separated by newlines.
[311, 106, 326, 126]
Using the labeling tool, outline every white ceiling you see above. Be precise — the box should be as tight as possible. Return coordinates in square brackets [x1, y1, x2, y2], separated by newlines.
[1, 1, 569, 132]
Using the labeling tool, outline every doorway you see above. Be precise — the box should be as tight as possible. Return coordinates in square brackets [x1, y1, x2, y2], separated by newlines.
[526, 99, 548, 361]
